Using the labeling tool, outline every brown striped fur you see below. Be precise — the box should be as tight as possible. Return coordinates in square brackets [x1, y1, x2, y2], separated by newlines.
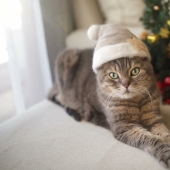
[49, 49, 170, 168]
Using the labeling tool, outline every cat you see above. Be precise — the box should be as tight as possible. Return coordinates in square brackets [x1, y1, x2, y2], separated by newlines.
[48, 48, 170, 168]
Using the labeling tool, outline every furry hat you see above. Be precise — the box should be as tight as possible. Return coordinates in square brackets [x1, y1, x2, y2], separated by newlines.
[87, 24, 151, 73]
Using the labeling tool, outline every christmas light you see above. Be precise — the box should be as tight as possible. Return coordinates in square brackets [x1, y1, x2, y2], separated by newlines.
[153, 5, 160, 10]
[167, 20, 170, 26]
[147, 35, 158, 43]
[159, 28, 170, 38]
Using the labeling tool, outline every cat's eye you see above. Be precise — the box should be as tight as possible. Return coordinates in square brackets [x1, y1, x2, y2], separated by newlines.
[109, 72, 119, 79]
[131, 67, 140, 76]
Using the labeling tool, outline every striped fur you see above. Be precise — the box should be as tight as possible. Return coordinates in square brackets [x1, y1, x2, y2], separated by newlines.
[49, 49, 170, 168]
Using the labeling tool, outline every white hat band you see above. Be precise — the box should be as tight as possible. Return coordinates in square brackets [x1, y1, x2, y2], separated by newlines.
[92, 42, 151, 73]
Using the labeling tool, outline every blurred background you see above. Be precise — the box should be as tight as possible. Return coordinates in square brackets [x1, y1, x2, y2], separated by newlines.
[0, 0, 170, 124]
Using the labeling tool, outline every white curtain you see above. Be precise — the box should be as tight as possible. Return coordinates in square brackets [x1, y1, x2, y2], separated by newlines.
[5, 0, 52, 114]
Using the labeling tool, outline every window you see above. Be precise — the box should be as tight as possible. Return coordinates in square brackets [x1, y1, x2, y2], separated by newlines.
[0, 0, 52, 122]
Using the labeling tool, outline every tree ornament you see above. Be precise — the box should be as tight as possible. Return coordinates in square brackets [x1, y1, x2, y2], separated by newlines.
[157, 81, 165, 89]
[157, 81, 165, 94]
[153, 6, 160, 11]
[159, 28, 170, 38]
[140, 31, 150, 40]
[164, 76, 170, 86]
[165, 99, 170, 104]
[167, 20, 170, 26]
[147, 35, 158, 43]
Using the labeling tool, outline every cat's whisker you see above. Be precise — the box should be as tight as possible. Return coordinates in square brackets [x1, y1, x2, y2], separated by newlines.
[91, 87, 101, 96]
[113, 96, 119, 103]
[146, 88, 157, 99]
[111, 96, 121, 109]
[141, 88, 153, 108]
[92, 84, 114, 97]
[104, 92, 115, 107]
[133, 85, 148, 100]
[103, 88, 117, 108]
[103, 92, 113, 107]
[108, 87, 120, 106]
[90, 84, 105, 96]
[135, 87, 148, 103]
[134, 83, 153, 107]
[108, 93, 117, 107]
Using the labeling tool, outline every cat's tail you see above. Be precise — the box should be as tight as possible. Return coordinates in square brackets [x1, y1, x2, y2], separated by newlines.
[47, 84, 63, 106]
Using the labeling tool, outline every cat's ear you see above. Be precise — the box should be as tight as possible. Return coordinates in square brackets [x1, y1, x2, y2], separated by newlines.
[87, 25, 100, 41]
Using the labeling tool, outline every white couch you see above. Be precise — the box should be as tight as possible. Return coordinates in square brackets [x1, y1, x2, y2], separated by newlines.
[0, 99, 170, 170]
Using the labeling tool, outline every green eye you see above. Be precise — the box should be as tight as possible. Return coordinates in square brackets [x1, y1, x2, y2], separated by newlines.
[109, 72, 119, 79]
[131, 67, 140, 76]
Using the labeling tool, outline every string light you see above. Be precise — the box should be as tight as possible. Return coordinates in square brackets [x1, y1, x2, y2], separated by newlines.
[153, 6, 160, 10]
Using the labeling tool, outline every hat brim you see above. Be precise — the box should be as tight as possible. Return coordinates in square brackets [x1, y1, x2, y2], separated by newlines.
[92, 42, 151, 73]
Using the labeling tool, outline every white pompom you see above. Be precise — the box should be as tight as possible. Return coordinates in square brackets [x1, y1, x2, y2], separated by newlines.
[87, 25, 100, 41]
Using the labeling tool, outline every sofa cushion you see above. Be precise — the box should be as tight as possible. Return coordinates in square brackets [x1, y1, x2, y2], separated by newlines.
[0, 100, 169, 170]
[98, 0, 145, 26]
[65, 29, 96, 49]
[71, 0, 104, 29]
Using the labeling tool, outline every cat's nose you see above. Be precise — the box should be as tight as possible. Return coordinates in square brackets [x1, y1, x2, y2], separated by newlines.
[122, 82, 130, 89]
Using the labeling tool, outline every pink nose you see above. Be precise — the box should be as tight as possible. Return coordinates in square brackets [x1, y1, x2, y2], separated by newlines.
[122, 82, 130, 89]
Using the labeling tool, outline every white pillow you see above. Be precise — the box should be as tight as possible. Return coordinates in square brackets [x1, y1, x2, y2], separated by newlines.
[66, 29, 96, 49]
[71, 0, 104, 29]
[98, 0, 145, 26]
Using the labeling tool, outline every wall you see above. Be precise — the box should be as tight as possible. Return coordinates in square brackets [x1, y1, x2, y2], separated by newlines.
[40, 0, 75, 81]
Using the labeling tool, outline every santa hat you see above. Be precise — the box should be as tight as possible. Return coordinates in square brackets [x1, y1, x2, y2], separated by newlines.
[87, 24, 151, 73]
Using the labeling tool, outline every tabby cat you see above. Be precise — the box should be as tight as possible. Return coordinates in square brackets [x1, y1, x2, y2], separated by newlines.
[48, 48, 170, 168]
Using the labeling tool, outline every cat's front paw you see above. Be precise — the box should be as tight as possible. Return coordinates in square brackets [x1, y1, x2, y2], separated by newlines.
[157, 144, 170, 169]
[66, 107, 82, 121]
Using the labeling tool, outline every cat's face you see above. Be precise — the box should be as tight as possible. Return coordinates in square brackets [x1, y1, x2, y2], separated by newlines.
[97, 57, 155, 99]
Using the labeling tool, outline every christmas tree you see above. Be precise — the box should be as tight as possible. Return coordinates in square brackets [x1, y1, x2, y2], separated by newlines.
[140, 0, 170, 103]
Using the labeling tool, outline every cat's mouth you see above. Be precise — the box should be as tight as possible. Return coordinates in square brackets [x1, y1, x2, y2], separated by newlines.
[122, 88, 134, 95]
[124, 89, 130, 94]
[113, 88, 135, 99]
[121, 89, 136, 98]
